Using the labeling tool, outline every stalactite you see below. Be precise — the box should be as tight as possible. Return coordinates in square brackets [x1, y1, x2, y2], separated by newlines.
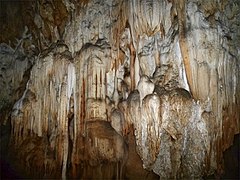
[129, 41, 136, 91]
[113, 58, 119, 107]
[80, 77, 86, 134]
[174, 0, 194, 98]
[5, 0, 239, 179]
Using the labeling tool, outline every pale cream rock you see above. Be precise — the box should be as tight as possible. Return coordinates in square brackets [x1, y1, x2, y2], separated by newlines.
[6, 0, 240, 179]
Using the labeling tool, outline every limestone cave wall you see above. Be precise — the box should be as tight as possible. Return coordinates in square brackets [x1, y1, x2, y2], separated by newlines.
[0, 0, 239, 179]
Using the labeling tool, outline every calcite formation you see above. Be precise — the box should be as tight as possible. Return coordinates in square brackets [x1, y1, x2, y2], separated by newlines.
[0, 0, 239, 179]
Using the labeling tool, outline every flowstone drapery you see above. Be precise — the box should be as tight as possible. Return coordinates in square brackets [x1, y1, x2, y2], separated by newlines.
[1, 0, 239, 179]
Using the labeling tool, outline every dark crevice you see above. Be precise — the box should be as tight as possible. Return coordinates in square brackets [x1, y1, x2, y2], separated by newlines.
[204, 133, 240, 179]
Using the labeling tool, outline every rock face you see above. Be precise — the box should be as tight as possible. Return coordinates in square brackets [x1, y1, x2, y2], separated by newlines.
[1, 0, 239, 179]
[0, 43, 33, 124]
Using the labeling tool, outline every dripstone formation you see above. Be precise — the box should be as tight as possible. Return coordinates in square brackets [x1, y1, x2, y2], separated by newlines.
[0, 0, 239, 179]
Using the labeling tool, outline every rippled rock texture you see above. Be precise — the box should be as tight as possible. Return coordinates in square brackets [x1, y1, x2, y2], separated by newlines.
[1, 0, 239, 179]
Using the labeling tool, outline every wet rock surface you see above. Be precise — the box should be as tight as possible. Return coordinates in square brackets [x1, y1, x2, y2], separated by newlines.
[0, 0, 239, 179]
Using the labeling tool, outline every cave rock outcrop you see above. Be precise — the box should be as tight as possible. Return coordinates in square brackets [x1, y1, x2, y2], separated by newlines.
[0, 0, 239, 179]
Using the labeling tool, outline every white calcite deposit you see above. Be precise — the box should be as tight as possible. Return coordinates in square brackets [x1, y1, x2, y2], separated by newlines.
[0, 0, 238, 179]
